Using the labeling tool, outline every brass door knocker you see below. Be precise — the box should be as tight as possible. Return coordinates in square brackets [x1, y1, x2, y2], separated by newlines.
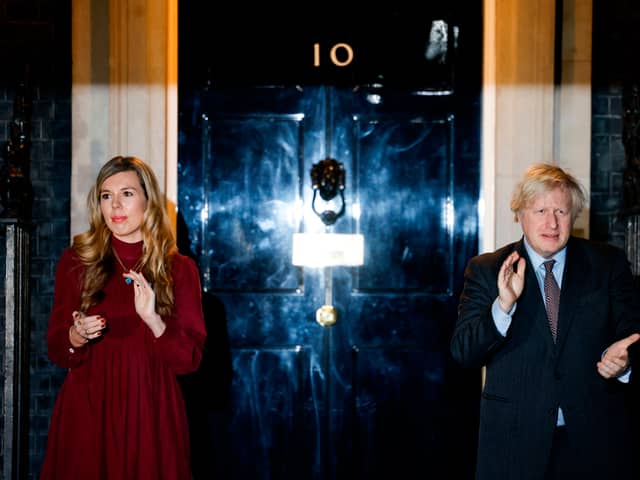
[310, 157, 345, 226]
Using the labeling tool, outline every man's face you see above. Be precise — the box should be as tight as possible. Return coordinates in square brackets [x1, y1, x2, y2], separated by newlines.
[518, 186, 573, 258]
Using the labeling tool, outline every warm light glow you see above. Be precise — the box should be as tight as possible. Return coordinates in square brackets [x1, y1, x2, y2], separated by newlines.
[292, 233, 365, 267]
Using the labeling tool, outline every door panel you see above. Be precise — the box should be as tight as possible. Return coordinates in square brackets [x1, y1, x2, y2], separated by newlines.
[179, 5, 481, 479]
[196, 112, 304, 293]
[352, 114, 454, 293]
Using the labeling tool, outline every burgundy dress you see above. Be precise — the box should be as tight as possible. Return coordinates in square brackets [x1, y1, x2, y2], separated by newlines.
[40, 236, 207, 480]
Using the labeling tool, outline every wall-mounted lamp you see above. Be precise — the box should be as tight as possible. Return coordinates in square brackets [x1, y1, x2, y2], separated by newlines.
[292, 158, 364, 327]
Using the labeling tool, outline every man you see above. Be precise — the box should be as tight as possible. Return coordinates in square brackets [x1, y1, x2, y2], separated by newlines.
[451, 163, 640, 479]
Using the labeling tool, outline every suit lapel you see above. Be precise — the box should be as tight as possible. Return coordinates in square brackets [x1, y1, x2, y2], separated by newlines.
[555, 237, 585, 352]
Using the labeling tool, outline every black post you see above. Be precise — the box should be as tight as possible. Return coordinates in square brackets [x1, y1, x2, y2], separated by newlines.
[0, 79, 33, 480]
[0, 81, 34, 220]
[1, 220, 31, 480]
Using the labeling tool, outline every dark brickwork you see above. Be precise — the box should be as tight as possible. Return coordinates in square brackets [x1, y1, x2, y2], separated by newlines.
[591, 0, 639, 245]
[0, 1, 71, 478]
[27, 79, 70, 479]
[591, 84, 626, 246]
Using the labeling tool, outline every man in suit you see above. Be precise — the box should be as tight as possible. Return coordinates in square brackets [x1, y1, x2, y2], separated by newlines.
[451, 163, 640, 480]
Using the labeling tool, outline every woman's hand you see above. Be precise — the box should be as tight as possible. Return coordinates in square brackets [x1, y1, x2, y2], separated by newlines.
[123, 270, 166, 337]
[69, 310, 106, 347]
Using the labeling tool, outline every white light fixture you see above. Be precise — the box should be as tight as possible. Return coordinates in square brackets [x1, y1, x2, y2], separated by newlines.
[292, 233, 364, 268]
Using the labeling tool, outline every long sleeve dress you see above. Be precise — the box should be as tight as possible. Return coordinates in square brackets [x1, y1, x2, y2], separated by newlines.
[40, 235, 207, 480]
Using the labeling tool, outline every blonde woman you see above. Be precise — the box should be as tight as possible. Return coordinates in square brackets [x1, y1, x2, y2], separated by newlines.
[40, 156, 206, 479]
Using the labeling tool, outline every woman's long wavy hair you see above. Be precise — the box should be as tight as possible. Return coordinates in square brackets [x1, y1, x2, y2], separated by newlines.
[72, 156, 177, 316]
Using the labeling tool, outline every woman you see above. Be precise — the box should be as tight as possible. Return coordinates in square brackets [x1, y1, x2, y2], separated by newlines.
[40, 156, 207, 479]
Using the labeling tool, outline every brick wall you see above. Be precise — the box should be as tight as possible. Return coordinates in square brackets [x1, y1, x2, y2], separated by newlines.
[590, 84, 626, 246]
[27, 80, 71, 478]
[0, 1, 71, 478]
[590, 0, 639, 245]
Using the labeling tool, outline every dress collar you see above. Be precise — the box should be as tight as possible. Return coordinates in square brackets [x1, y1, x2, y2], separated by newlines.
[111, 235, 143, 260]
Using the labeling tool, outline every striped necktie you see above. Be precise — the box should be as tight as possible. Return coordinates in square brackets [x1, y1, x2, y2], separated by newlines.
[543, 260, 560, 342]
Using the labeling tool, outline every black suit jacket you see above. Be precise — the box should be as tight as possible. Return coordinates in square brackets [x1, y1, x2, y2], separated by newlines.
[451, 236, 640, 480]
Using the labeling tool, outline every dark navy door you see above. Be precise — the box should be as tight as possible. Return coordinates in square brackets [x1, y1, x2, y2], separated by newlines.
[178, 5, 482, 479]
